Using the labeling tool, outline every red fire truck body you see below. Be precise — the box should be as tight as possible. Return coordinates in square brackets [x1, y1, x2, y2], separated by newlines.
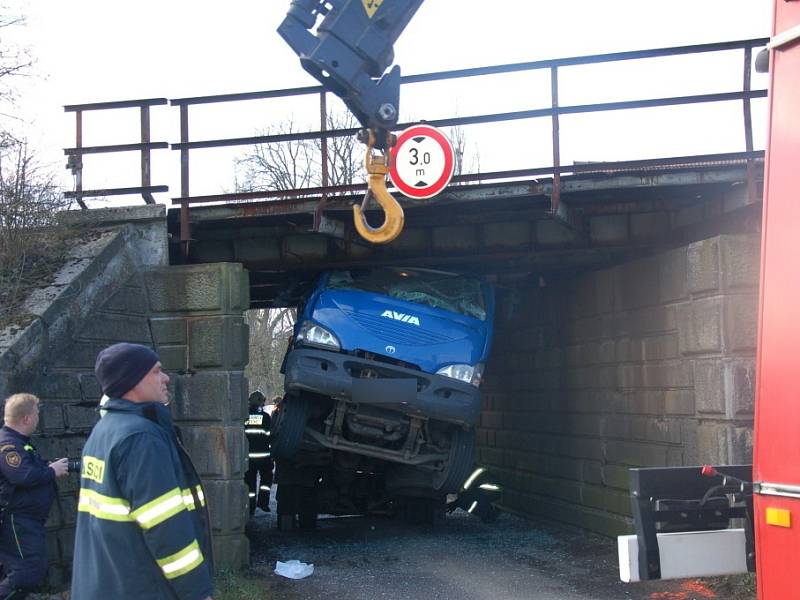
[753, 1, 800, 598]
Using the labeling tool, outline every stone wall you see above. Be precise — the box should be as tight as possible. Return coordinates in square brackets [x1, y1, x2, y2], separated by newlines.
[0, 207, 250, 585]
[147, 263, 251, 567]
[478, 233, 760, 537]
[0, 209, 167, 586]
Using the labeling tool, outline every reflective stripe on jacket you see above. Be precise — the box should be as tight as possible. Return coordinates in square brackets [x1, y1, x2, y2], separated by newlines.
[71, 399, 213, 600]
[245, 410, 271, 457]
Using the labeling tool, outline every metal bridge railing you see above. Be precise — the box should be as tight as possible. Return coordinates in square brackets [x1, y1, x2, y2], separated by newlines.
[64, 37, 769, 255]
[63, 98, 170, 209]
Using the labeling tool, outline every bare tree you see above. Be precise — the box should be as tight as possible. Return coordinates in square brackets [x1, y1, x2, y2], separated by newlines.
[0, 11, 33, 121]
[0, 137, 70, 322]
[0, 9, 71, 326]
[235, 118, 315, 192]
[235, 112, 363, 193]
[445, 123, 481, 181]
[244, 308, 296, 400]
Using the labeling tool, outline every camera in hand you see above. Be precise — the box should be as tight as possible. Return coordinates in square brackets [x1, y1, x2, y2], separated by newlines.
[67, 459, 81, 474]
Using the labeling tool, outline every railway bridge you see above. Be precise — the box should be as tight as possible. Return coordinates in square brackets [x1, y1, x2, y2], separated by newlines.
[0, 38, 765, 583]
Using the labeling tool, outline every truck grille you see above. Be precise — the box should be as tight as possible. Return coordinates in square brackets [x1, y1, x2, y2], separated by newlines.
[344, 310, 453, 345]
[353, 349, 420, 372]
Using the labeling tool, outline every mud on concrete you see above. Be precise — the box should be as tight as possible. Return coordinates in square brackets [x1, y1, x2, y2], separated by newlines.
[245, 502, 755, 600]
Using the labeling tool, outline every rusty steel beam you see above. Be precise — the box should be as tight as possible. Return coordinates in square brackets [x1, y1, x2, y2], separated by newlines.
[742, 46, 759, 207]
[401, 38, 769, 85]
[170, 85, 322, 106]
[241, 244, 660, 275]
[63, 142, 168, 156]
[550, 66, 562, 214]
[166, 40, 769, 108]
[64, 185, 168, 199]
[171, 152, 763, 207]
[315, 90, 331, 232]
[64, 98, 168, 112]
[168, 90, 766, 153]
[180, 104, 191, 260]
[172, 164, 761, 228]
[140, 106, 155, 204]
[72, 110, 87, 209]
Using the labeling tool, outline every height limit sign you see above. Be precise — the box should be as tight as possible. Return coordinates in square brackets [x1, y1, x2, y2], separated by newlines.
[389, 124, 455, 200]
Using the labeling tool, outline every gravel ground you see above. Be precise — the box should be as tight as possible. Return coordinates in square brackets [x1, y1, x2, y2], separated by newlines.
[245, 494, 748, 600]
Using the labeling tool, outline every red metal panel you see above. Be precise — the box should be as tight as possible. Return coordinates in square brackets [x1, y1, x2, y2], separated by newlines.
[755, 495, 800, 599]
[754, 2, 800, 598]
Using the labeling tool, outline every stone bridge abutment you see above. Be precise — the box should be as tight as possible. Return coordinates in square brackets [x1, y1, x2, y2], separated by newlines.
[479, 233, 757, 535]
[0, 206, 251, 585]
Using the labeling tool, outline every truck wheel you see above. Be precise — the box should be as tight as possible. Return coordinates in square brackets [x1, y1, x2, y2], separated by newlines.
[433, 428, 476, 493]
[272, 395, 309, 459]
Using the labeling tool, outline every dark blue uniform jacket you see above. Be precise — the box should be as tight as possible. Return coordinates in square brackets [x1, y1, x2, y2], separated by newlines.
[71, 399, 213, 600]
[0, 426, 56, 523]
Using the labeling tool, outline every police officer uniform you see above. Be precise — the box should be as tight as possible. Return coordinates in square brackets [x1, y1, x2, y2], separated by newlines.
[245, 394, 273, 514]
[0, 426, 57, 599]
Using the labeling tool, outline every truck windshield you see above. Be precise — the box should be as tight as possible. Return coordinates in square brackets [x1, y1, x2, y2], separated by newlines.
[327, 268, 487, 320]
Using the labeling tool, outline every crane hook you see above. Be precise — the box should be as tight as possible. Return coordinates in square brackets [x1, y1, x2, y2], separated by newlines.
[353, 129, 404, 244]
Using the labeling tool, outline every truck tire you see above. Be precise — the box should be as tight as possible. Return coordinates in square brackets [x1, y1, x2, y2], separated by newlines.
[272, 395, 309, 459]
[433, 428, 476, 493]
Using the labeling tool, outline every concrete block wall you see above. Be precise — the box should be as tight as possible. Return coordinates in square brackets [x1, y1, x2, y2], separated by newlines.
[478, 233, 760, 537]
[39, 262, 251, 581]
[0, 220, 162, 586]
[0, 206, 251, 585]
[147, 263, 251, 569]
[40, 263, 156, 585]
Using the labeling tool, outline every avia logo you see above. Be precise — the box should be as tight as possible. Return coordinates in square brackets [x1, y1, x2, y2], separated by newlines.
[381, 310, 420, 326]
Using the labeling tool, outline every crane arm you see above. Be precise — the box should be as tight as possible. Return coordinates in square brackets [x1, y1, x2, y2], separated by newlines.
[279, 0, 424, 244]
[278, 0, 424, 149]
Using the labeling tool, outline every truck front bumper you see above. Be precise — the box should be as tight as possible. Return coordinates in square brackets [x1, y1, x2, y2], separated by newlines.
[284, 347, 482, 427]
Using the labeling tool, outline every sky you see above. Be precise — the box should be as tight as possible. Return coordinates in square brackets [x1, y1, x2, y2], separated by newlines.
[2, 0, 773, 206]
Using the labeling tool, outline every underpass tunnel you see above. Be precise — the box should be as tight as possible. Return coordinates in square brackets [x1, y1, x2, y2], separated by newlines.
[172, 162, 761, 538]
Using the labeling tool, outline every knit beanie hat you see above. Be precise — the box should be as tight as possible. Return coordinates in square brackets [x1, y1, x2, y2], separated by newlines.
[95, 343, 160, 399]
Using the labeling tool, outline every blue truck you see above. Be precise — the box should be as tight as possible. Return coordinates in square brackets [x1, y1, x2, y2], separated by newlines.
[272, 266, 495, 524]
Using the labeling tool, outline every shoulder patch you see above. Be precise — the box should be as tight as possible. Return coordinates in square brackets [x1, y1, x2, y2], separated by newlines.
[0, 444, 15, 452]
[81, 456, 105, 484]
[5, 451, 21, 468]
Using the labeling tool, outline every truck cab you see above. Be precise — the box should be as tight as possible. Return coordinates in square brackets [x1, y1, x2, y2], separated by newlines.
[273, 266, 494, 514]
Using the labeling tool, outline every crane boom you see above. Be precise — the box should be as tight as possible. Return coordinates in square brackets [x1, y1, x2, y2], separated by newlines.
[279, 0, 425, 244]
[278, 0, 424, 147]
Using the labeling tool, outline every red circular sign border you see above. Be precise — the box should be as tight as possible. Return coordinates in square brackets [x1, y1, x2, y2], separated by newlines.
[389, 125, 455, 200]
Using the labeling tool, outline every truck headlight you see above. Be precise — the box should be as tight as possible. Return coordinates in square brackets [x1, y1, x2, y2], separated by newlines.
[436, 363, 484, 387]
[296, 322, 341, 351]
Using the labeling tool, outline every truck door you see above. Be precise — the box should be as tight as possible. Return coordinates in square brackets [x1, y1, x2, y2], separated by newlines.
[753, 2, 800, 599]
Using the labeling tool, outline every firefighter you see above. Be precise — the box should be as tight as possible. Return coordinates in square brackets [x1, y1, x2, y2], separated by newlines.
[245, 390, 273, 515]
[71, 343, 213, 600]
[0, 394, 69, 599]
